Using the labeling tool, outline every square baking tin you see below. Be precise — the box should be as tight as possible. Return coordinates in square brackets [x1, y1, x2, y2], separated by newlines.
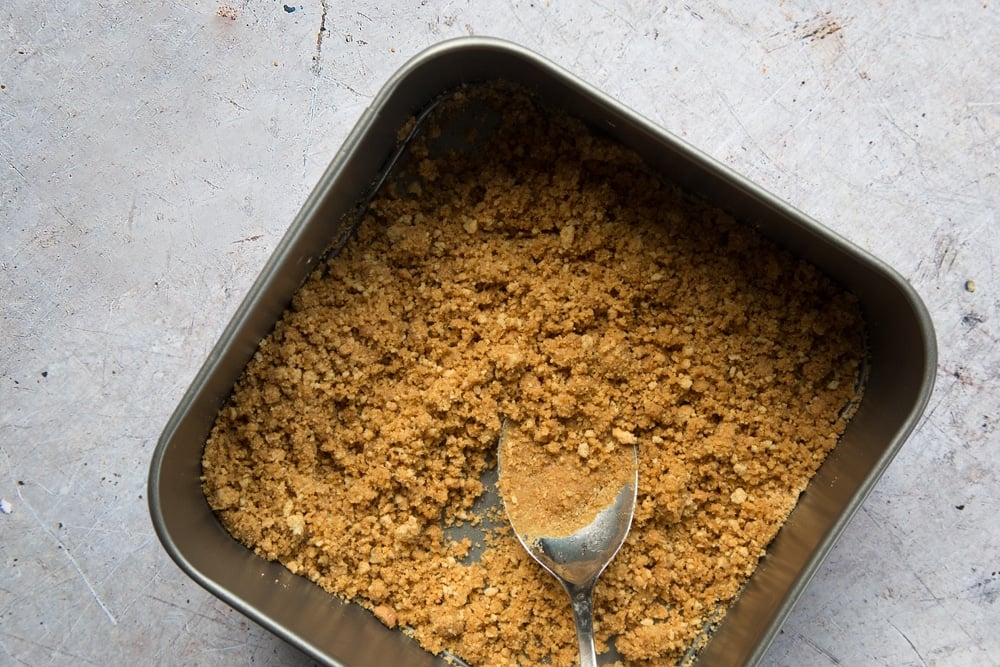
[149, 38, 936, 666]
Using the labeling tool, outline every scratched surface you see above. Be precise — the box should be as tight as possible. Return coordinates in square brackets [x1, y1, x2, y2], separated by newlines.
[1, 1, 998, 665]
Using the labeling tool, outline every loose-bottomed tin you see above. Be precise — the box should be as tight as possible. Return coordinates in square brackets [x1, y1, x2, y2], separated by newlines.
[149, 38, 936, 666]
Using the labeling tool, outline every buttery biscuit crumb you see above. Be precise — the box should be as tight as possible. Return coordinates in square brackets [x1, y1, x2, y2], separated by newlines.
[202, 83, 865, 666]
[373, 604, 398, 628]
[499, 420, 635, 540]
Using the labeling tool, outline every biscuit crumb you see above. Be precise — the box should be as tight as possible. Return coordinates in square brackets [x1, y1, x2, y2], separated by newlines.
[499, 421, 635, 540]
[612, 428, 638, 445]
[373, 604, 398, 628]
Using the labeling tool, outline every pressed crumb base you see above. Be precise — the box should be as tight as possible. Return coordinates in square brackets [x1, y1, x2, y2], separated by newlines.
[202, 84, 865, 667]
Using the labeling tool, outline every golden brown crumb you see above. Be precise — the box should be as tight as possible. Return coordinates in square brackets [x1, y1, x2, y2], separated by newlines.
[499, 420, 635, 540]
[373, 604, 398, 628]
[202, 83, 865, 666]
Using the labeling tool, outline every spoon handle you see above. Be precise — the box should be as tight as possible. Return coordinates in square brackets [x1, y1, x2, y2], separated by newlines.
[565, 581, 599, 667]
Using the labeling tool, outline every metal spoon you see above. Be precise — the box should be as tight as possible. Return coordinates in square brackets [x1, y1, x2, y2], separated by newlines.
[498, 427, 638, 667]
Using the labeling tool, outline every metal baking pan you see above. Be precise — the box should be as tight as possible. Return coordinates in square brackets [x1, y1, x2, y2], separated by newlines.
[149, 37, 936, 666]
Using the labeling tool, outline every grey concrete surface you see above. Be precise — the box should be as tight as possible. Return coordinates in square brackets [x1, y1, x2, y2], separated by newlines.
[2, 2, 997, 665]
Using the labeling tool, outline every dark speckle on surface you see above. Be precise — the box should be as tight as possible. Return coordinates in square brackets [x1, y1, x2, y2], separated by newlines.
[283, 4, 296, 12]
[962, 312, 985, 329]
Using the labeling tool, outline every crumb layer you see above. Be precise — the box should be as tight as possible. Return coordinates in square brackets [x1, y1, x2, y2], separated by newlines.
[202, 84, 865, 667]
